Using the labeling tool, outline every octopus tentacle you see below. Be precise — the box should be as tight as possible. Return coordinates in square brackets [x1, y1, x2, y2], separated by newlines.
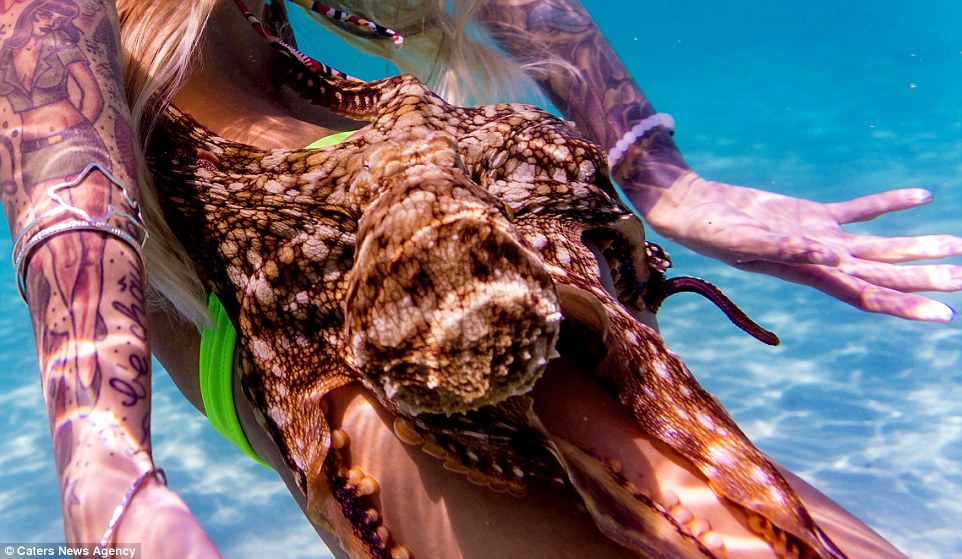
[394, 382, 736, 558]
[646, 274, 780, 346]
[584, 226, 650, 310]
[392, 398, 563, 497]
[313, 397, 415, 559]
[596, 295, 843, 558]
[586, 230, 778, 346]
[315, 437, 403, 558]
[546, 436, 718, 558]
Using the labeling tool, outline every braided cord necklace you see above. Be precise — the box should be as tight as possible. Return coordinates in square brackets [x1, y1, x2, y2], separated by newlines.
[233, 0, 404, 82]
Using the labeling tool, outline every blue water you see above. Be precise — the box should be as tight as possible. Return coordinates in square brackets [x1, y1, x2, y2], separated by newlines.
[1, 2, 960, 557]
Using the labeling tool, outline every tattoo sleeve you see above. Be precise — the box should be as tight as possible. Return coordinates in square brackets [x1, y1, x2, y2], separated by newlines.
[0, 0, 155, 541]
[477, 0, 691, 202]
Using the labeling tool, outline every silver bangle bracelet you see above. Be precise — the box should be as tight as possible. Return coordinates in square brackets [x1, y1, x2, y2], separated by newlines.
[607, 112, 675, 171]
[98, 467, 167, 552]
[13, 220, 147, 302]
[11, 162, 148, 303]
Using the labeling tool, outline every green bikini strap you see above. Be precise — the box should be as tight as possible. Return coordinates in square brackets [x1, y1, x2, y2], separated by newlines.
[199, 294, 271, 468]
[304, 130, 356, 149]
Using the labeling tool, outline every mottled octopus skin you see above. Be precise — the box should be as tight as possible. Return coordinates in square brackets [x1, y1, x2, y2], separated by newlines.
[147, 72, 845, 559]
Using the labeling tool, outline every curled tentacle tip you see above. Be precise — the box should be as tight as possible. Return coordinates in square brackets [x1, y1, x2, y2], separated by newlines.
[754, 327, 780, 346]
[648, 275, 781, 345]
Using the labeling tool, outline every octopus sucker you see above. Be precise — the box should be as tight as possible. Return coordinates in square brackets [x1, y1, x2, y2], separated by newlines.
[331, 428, 350, 449]
[391, 416, 423, 445]
[148, 69, 850, 558]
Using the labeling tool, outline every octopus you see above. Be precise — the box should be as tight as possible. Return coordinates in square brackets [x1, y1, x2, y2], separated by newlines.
[144, 21, 847, 559]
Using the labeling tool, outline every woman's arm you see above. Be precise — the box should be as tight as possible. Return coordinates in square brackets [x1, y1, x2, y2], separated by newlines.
[477, 0, 962, 322]
[477, 0, 689, 191]
[0, 1, 218, 554]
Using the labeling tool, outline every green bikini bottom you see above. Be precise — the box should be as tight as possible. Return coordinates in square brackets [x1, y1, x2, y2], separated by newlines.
[197, 130, 356, 467]
[198, 293, 271, 467]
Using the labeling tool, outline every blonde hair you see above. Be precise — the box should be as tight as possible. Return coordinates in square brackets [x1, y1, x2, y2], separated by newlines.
[116, 0, 535, 327]
[291, 0, 538, 105]
[117, 0, 219, 326]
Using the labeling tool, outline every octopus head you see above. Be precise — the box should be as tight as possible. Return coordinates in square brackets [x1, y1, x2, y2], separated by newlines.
[345, 135, 562, 416]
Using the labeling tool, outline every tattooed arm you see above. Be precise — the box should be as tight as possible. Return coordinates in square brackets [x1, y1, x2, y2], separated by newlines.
[0, 1, 218, 554]
[478, 0, 962, 322]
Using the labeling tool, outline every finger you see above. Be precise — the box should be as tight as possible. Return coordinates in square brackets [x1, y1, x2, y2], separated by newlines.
[848, 234, 962, 263]
[838, 260, 962, 293]
[735, 260, 957, 322]
[825, 188, 932, 224]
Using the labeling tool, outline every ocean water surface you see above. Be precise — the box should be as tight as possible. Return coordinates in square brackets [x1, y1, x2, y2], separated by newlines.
[1, 1, 960, 558]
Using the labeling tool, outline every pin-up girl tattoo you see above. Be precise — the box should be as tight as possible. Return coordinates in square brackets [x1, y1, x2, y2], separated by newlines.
[0, 0, 109, 190]
[0, 0, 124, 410]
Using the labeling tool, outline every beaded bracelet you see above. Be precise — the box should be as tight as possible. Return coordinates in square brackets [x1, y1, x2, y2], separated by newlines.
[607, 113, 675, 171]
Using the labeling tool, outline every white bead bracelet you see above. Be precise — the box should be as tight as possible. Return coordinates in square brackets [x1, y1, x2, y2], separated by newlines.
[607, 113, 675, 170]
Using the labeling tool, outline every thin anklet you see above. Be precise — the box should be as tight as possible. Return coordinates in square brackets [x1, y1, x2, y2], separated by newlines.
[98, 467, 167, 551]
[607, 113, 675, 171]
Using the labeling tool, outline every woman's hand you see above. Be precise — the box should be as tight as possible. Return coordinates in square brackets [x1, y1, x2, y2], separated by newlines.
[63, 444, 221, 559]
[108, 474, 223, 559]
[642, 172, 962, 322]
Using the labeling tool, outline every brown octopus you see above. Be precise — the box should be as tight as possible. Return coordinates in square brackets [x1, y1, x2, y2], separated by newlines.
[146, 69, 846, 558]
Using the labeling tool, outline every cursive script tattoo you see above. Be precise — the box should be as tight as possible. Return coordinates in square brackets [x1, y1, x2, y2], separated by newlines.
[113, 263, 148, 342]
[108, 352, 149, 407]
